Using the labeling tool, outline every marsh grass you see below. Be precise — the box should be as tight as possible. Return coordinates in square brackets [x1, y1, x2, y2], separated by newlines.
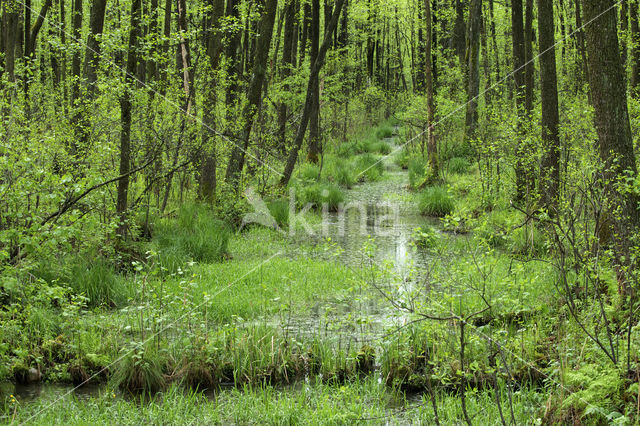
[298, 183, 345, 211]
[154, 203, 231, 271]
[447, 157, 471, 174]
[67, 259, 133, 308]
[418, 186, 454, 217]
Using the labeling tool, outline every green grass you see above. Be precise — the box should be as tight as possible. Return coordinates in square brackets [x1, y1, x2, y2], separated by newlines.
[297, 163, 321, 181]
[353, 153, 384, 182]
[448, 156, 471, 174]
[418, 186, 454, 217]
[154, 203, 231, 272]
[67, 258, 133, 308]
[375, 125, 394, 140]
[408, 157, 426, 189]
[298, 182, 345, 211]
[323, 156, 356, 188]
[266, 199, 289, 228]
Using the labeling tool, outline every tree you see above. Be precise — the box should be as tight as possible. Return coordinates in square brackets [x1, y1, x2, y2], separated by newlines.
[116, 0, 142, 240]
[463, 0, 482, 143]
[582, 0, 640, 293]
[224, 0, 278, 188]
[537, 0, 559, 210]
[307, 0, 321, 163]
[199, 0, 226, 202]
[280, 0, 346, 186]
[425, 0, 439, 180]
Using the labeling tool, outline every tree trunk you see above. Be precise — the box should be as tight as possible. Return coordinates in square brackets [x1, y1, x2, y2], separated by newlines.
[176, 0, 193, 113]
[537, 0, 560, 211]
[224, 0, 278, 187]
[425, 0, 439, 179]
[582, 0, 640, 294]
[524, 0, 534, 114]
[463, 0, 482, 143]
[307, 0, 321, 163]
[630, 0, 640, 92]
[278, 0, 297, 154]
[3, 0, 19, 83]
[199, 0, 225, 202]
[453, 0, 466, 67]
[83, 0, 108, 97]
[70, 0, 82, 104]
[512, 0, 532, 203]
[116, 0, 142, 240]
[621, 0, 629, 67]
[280, 0, 346, 186]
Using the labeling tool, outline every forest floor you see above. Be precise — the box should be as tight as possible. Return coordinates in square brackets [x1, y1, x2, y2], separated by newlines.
[1, 123, 627, 424]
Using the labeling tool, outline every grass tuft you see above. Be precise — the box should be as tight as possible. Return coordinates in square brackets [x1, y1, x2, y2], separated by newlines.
[418, 186, 455, 217]
[448, 157, 471, 174]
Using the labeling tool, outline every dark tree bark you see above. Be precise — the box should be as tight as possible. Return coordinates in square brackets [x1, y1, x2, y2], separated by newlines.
[199, 0, 225, 202]
[116, 0, 142, 240]
[280, 0, 346, 186]
[3, 0, 19, 83]
[574, 0, 589, 95]
[512, 0, 532, 203]
[621, 0, 629, 67]
[278, 0, 297, 154]
[224, 0, 278, 187]
[70, 0, 82, 104]
[307, 0, 321, 163]
[453, 0, 466, 67]
[176, 0, 194, 113]
[300, 0, 311, 64]
[630, 0, 640, 92]
[463, 0, 482, 143]
[25, 0, 53, 58]
[224, 0, 242, 114]
[582, 0, 640, 293]
[524, 0, 534, 114]
[83, 0, 108, 96]
[537, 0, 560, 210]
[425, 0, 439, 179]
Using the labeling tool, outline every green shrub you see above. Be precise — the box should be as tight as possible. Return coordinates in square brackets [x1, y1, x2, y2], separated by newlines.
[418, 186, 454, 217]
[411, 226, 439, 249]
[336, 142, 358, 157]
[441, 141, 474, 161]
[299, 183, 344, 211]
[155, 203, 231, 271]
[408, 157, 426, 189]
[67, 258, 132, 307]
[448, 157, 471, 174]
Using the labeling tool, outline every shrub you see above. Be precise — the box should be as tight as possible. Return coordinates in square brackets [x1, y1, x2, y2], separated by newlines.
[441, 141, 474, 161]
[418, 186, 454, 217]
[155, 203, 231, 271]
[411, 226, 439, 249]
[448, 157, 471, 174]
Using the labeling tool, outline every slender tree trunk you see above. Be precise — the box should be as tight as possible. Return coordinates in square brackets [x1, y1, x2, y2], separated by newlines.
[224, 0, 278, 187]
[453, 0, 466, 67]
[308, 0, 321, 163]
[280, 0, 346, 186]
[512, 0, 531, 203]
[300, 0, 311, 64]
[83, 0, 108, 97]
[463, 0, 482, 143]
[425, 0, 439, 180]
[574, 0, 589, 95]
[176, 0, 193, 113]
[630, 0, 640, 92]
[116, 0, 142, 240]
[582, 0, 640, 294]
[224, 0, 242, 117]
[524, 0, 534, 114]
[538, 0, 560, 211]
[3, 0, 19, 83]
[278, 0, 297, 154]
[70, 0, 82, 104]
[621, 0, 629, 67]
[199, 0, 225, 202]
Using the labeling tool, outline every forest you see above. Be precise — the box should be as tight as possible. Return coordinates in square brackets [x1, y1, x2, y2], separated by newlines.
[0, 0, 640, 423]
